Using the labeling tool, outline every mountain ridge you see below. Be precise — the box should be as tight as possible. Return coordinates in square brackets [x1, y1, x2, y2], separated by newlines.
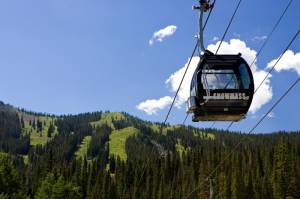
[0, 100, 299, 198]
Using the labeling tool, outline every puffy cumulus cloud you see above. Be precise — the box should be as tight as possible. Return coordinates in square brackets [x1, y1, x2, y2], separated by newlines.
[249, 69, 273, 113]
[136, 96, 173, 115]
[137, 57, 199, 115]
[137, 39, 274, 115]
[267, 50, 300, 76]
[165, 57, 200, 107]
[207, 39, 257, 64]
[149, 25, 177, 45]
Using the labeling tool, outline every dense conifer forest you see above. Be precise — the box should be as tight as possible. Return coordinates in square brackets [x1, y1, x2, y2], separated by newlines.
[0, 101, 299, 199]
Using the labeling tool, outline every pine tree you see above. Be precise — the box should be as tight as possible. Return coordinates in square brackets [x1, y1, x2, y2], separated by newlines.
[20, 116, 25, 129]
[47, 123, 55, 138]
[32, 119, 36, 130]
[0, 154, 22, 196]
[35, 173, 82, 199]
[36, 119, 43, 132]
[109, 155, 116, 173]
[272, 137, 291, 199]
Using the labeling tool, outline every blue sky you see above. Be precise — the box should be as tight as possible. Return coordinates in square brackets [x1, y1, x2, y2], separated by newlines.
[0, 0, 299, 133]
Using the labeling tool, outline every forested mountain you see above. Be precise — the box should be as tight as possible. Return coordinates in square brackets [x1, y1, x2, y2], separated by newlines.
[0, 101, 299, 199]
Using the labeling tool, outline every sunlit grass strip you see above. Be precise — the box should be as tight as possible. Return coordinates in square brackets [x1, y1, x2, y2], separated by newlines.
[75, 136, 92, 160]
[109, 127, 139, 161]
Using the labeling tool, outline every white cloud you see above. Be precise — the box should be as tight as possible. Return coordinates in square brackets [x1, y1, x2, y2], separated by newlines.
[252, 35, 267, 42]
[136, 57, 199, 115]
[267, 50, 300, 76]
[250, 69, 273, 113]
[136, 96, 173, 115]
[165, 57, 200, 107]
[149, 25, 177, 45]
[207, 39, 257, 63]
[137, 39, 273, 115]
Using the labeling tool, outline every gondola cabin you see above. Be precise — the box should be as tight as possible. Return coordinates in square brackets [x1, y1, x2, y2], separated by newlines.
[187, 51, 254, 122]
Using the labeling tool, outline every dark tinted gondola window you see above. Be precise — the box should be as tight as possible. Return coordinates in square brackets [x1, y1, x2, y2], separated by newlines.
[201, 69, 238, 90]
[239, 63, 251, 89]
[190, 75, 197, 96]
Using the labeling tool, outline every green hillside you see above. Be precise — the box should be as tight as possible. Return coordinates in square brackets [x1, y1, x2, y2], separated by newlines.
[1, 103, 299, 199]
[109, 127, 139, 160]
[74, 112, 127, 159]
[75, 112, 215, 161]
[21, 113, 58, 146]
[90, 112, 125, 130]
[75, 136, 92, 160]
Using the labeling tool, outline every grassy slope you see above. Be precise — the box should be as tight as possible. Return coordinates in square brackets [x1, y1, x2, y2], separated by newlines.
[75, 136, 92, 160]
[150, 124, 215, 138]
[151, 124, 215, 153]
[19, 111, 214, 161]
[74, 112, 127, 159]
[109, 127, 139, 161]
[89, 112, 215, 160]
[90, 112, 125, 130]
[15, 110, 216, 164]
[21, 114, 58, 146]
[150, 124, 182, 134]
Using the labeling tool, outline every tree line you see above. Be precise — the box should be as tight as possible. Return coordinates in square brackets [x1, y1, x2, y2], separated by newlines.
[0, 104, 299, 198]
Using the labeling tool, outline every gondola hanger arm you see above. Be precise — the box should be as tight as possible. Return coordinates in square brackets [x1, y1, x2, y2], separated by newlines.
[193, 0, 213, 52]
